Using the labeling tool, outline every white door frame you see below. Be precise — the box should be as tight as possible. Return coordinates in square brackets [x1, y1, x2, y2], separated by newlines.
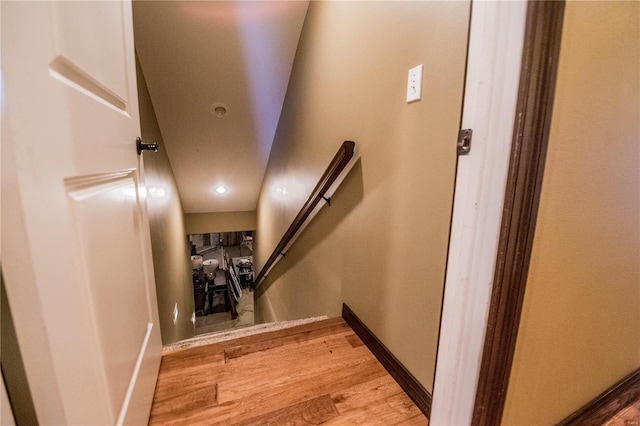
[430, 2, 528, 425]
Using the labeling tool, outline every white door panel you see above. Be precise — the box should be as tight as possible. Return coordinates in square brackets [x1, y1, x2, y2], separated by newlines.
[51, 1, 130, 104]
[65, 172, 152, 419]
[1, 1, 161, 424]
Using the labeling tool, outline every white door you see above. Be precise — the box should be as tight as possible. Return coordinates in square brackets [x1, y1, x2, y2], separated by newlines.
[1, 1, 162, 424]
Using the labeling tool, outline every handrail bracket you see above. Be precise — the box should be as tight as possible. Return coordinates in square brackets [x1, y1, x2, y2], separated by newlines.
[253, 140, 356, 289]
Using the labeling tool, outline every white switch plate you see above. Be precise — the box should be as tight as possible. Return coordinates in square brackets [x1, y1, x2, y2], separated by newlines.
[406, 64, 423, 103]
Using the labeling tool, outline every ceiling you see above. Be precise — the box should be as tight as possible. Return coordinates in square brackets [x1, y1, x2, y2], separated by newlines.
[132, 1, 309, 213]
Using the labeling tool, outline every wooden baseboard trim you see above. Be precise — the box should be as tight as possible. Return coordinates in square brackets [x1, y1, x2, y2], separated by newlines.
[557, 368, 640, 426]
[341, 303, 432, 416]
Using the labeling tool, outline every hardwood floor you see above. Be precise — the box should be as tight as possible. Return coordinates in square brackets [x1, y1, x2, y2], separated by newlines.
[149, 317, 428, 425]
[605, 400, 640, 426]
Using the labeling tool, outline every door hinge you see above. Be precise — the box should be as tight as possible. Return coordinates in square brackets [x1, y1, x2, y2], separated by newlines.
[457, 129, 472, 156]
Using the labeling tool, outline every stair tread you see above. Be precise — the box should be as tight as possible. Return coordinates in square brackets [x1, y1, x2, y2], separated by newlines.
[163, 315, 332, 354]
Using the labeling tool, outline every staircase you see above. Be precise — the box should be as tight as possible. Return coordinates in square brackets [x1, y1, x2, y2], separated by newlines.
[164, 316, 330, 354]
[149, 317, 427, 425]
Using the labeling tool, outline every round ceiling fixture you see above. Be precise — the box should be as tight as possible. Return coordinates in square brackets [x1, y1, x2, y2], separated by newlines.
[215, 185, 228, 194]
[211, 102, 229, 118]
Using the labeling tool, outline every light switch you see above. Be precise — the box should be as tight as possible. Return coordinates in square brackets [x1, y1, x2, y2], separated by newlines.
[406, 64, 423, 103]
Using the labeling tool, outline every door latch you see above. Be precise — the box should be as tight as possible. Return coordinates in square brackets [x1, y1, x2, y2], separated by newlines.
[457, 129, 472, 156]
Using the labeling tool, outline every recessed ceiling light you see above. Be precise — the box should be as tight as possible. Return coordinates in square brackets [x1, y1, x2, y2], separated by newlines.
[211, 102, 229, 118]
[215, 185, 228, 194]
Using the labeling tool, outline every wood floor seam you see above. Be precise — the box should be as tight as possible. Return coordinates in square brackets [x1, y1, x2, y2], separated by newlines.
[149, 317, 428, 425]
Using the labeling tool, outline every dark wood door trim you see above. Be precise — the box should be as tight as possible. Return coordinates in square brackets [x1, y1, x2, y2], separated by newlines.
[471, 2, 565, 425]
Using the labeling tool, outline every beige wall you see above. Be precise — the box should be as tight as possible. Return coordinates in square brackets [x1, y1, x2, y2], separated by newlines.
[254, 1, 469, 391]
[184, 211, 256, 235]
[137, 57, 195, 345]
[503, 2, 640, 424]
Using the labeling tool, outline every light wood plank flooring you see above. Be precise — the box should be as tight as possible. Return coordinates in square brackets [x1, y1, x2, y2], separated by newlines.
[605, 400, 640, 426]
[149, 317, 428, 425]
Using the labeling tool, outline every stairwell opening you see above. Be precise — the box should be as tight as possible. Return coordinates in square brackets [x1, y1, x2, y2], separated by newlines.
[188, 231, 255, 335]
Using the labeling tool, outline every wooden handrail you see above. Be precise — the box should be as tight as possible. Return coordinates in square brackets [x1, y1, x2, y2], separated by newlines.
[253, 140, 355, 289]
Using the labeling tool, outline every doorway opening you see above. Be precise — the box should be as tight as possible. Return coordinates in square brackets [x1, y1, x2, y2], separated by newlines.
[188, 231, 255, 335]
